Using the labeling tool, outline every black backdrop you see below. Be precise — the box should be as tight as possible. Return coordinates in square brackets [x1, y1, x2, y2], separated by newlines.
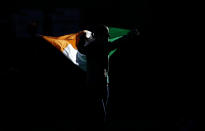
[1, 0, 201, 131]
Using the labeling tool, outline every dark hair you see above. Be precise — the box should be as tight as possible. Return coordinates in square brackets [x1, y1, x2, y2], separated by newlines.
[86, 24, 109, 38]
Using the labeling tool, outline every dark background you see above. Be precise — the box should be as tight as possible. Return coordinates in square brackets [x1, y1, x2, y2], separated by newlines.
[0, 0, 201, 131]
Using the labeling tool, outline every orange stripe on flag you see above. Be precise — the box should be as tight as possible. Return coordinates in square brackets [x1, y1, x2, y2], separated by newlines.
[41, 31, 84, 51]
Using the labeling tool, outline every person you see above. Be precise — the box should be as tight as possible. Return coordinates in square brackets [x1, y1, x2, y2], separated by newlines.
[76, 24, 140, 130]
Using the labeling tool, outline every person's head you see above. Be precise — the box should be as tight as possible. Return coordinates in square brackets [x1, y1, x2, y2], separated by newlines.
[91, 24, 109, 42]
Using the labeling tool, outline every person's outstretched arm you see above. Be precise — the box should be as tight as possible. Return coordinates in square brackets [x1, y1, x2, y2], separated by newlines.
[77, 30, 95, 55]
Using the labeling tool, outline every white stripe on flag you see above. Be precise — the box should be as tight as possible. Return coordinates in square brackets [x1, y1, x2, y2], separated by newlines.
[63, 44, 87, 71]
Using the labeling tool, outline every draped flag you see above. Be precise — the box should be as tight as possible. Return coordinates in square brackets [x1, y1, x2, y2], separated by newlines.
[41, 27, 130, 71]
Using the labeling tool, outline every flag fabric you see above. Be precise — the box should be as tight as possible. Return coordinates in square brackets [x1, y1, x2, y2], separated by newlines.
[108, 27, 130, 58]
[41, 27, 130, 71]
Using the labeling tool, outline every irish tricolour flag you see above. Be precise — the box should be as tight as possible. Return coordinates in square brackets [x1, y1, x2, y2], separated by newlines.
[41, 27, 130, 71]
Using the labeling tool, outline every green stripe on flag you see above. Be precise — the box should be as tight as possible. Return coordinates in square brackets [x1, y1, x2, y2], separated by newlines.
[108, 27, 130, 58]
[109, 27, 130, 39]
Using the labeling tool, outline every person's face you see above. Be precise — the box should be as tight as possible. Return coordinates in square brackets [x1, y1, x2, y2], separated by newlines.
[97, 26, 109, 42]
[104, 26, 110, 41]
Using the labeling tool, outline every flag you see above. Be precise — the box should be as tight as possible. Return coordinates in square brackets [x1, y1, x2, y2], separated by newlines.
[108, 27, 130, 58]
[41, 27, 130, 71]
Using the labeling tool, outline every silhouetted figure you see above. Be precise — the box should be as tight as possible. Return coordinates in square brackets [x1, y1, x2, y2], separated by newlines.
[77, 24, 140, 131]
